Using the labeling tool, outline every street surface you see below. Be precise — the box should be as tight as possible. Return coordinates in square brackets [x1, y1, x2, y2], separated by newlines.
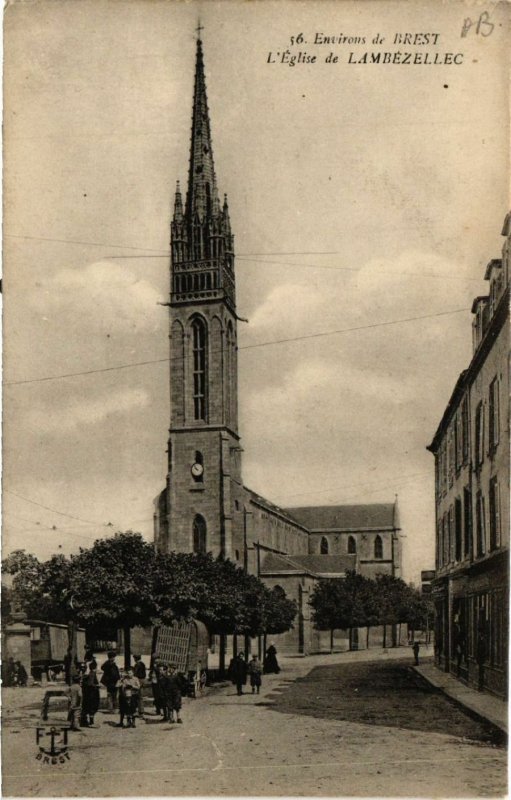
[2, 650, 507, 797]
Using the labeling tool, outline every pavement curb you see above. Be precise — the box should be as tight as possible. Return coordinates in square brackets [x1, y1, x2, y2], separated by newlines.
[411, 665, 508, 740]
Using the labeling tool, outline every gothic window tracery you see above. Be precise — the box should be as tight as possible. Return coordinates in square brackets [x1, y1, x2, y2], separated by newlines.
[191, 316, 208, 420]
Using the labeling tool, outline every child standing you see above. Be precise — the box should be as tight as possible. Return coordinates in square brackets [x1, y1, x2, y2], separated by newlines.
[159, 664, 185, 724]
[248, 655, 263, 694]
[67, 675, 82, 731]
[117, 668, 140, 728]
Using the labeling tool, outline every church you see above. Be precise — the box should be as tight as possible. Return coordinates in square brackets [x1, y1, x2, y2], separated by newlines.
[153, 34, 402, 654]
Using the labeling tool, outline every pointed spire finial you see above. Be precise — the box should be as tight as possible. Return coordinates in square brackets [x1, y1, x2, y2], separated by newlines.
[173, 180, 183, 221]
[185, 31, 219, 222]
[196, 19, 204, 41]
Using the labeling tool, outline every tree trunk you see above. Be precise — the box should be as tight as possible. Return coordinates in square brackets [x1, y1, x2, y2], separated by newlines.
[219, 634, 226, 676]
[233, 633, 238, 658]
[383, 624, 387, 649]
[366, 626, 370, 649]
[244, 634, 250, 661]
[263, 633, 267, 663]
[391, 623, 397, 648]
[349, 628, 353, 651]
[68, 619, 78, 680]
[330, 629, 334, 653]
[124, 625, 131, 670]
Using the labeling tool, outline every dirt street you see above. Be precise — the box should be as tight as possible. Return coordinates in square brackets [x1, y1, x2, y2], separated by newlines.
[2, 651, 507, 797]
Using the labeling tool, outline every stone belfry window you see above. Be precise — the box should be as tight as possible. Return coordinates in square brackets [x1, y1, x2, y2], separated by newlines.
[193, 514, 207, 554]
[192, 317, 208, 420]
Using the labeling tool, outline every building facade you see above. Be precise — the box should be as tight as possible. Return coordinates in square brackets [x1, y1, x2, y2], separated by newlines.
[154, 35, 402, 654]
[427, 214, 510, 698]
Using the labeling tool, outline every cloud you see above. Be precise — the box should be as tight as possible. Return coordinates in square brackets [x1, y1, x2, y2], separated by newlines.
[28, 387, 150, 433]
[29, 260, 164, 336]
[249, 283, 327, 334]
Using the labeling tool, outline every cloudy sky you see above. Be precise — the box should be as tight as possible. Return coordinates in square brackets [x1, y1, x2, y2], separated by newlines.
[3, 0, 509, 584]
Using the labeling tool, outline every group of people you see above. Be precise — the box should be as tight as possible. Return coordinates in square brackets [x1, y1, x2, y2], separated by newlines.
[61, 643, 280, 729]
[228, 645, 280, 696]
[66, 649, 192, 730]
[66, 650, 149, 730]
[148, 655, 190, 724]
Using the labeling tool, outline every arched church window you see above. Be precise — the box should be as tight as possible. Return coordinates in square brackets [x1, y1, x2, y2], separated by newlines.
[348, 536, 357, 554]
[374, 535, 383, 559]
[320, 536, 329, 555]
[191, 317, 208, 420]
[193, 514, 207, 555]
[226, 321, 234, 426]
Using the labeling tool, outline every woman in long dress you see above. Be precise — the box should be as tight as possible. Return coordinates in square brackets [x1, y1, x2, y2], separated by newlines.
[263, 644, 280, 674]
[81, 658, 100, 727]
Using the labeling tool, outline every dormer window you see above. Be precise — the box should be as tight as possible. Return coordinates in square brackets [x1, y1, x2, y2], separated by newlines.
[471, 297, 489, 353]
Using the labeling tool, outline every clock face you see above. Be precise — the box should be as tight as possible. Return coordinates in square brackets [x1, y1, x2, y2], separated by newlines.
[191, 462, 204, 478]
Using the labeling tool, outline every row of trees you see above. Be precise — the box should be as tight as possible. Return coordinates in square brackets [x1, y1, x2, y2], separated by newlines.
[2, 532, 297, 669]
[309, 571, 433, 650]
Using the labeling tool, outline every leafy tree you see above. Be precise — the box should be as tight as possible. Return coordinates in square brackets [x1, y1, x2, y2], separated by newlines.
[263, 586, 297, 636]
[2, 540, 297, 672]
[1, 549, 70, 623]
[310, 577, 352, 651]
[2, 549, 40, 577]
[67, 532, 160, 667]
[153, 553, 296, 639]
[342, 571, 380, 650]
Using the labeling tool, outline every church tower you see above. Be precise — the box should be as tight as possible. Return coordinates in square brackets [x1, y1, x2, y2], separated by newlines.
[155, 33, 242, 558]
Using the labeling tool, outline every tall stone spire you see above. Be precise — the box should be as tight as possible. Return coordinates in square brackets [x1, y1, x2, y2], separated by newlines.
[170, 30, 236, 310]
[185, 35, 219, 222]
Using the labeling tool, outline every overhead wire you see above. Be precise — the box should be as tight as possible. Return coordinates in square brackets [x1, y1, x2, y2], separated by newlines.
[4, 489, 115, 527]
[6, 232, 486, 282]
[4, 307, 470, 386]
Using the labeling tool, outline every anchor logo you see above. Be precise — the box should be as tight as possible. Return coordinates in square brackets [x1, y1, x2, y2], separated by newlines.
[35, 725, 71, 765]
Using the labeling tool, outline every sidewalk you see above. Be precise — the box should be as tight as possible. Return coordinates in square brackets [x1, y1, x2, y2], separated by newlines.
[412, 659, 508, 736]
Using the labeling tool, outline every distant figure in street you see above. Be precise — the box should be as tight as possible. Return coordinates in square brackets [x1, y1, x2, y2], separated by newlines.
[149, 653, 163, 715]
[3, 657, 16, 687]
[13, 661, 28, 687]
[263, 644, 280, 674]
[197, 661, 207, 694]
[117, 668, 140, 728]
[133, 655, 147, 719]
[81, 658, 100, 727]
[248, 655, 263, 694]
[67, 675, 82, 731]
[101, 651, 120, 712]
[412, 641, 420, 666]
[230, 653, 248, 696]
